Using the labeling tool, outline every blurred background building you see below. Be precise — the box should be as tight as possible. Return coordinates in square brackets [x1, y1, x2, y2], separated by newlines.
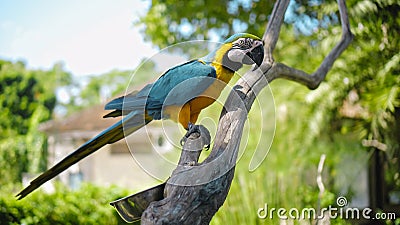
[36, 103, 175, 191]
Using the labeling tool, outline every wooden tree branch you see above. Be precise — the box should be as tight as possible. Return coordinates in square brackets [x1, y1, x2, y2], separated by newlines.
[111, 0, 353, 224]
[262, 0, 291, 64]
[270, 0, 354, 89]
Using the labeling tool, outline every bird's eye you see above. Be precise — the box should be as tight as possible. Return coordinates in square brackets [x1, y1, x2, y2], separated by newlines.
[241, 38, 253, 49]
[233, 39, 243, 48]
[233, 38, 252, 49]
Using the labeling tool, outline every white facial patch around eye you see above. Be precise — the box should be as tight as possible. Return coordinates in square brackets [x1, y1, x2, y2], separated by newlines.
[227, 48, 246, 63]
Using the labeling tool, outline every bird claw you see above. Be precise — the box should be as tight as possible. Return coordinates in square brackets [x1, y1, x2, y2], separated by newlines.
[184, 161, 197, 166]
[180, 122, 197, 146]
[180, 123, 211, 150]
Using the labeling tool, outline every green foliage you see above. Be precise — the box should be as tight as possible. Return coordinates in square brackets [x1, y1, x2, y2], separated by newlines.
[0, 61, 51, 137]
[138, 0, 343, 49]
[0, 183, 131, 225]
[302, 0, 400, 194]
[138, 0, 274, 48]
[0, 60, 72, 185]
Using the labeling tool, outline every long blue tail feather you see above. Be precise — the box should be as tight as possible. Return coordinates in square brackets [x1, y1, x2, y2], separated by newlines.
[16, 111, 150, 199]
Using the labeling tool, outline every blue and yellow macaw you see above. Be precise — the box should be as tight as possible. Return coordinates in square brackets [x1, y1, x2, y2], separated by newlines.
[17, 33, 264, 199]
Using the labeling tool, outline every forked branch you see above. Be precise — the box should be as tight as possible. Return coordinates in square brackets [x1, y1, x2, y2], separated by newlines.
[267, 0, 354, 89]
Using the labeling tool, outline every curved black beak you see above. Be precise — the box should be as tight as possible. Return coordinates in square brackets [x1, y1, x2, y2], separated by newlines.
[251, 42, 264, 67]
[243, 40, 264, 67]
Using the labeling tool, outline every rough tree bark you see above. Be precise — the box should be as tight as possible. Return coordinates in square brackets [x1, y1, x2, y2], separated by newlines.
[111, 0, 354, 224]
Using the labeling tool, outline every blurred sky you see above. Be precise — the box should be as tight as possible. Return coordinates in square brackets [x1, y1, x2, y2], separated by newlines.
[0, 0, 158, 76]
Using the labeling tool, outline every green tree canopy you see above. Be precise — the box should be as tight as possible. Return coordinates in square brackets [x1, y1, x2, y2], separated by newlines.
[138, 0, 342, 48]
[0, 60, 72, 185]
[138, 0, 274, 48]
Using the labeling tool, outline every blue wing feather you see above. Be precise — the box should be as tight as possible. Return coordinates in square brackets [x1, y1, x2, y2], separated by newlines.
[146, 60, 216, 119]
[105, 60, 216, 120]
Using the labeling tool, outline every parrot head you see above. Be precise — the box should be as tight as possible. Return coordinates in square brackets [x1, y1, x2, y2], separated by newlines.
[222, 33, 264, 71]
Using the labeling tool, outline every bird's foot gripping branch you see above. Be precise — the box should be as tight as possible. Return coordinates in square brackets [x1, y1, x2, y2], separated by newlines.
[180, 123, 211, 150]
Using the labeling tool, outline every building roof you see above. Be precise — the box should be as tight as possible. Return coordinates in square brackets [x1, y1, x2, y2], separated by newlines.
[40, 103, 120, 133]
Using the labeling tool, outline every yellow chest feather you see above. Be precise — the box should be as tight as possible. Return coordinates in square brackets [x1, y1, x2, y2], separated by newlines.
[189, 63, 234, 113]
